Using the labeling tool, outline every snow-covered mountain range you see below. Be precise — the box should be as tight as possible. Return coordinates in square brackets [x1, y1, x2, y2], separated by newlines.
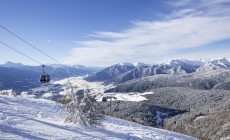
[85, 58, 230, 84]
[1, 61, 102, 79]
[1, 58, 229, 92]
[0, 62, 102, 92]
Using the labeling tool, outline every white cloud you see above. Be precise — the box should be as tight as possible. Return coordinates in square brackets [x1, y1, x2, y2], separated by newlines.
[170, 9, 203, 18]
[166, 48, 230, 62]
[64, 0, 230, 66]
[201, 0, 230, 5]
[167, 0, 194, 7]
[89, 32, 127, 39]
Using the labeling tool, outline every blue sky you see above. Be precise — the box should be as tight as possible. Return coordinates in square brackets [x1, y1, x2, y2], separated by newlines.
[0, 0, 230, 66]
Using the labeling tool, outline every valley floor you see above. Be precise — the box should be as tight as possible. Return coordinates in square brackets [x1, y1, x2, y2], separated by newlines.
[0, 95, 196, 140]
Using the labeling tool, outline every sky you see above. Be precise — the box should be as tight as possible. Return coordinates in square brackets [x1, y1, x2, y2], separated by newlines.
[0, 0, 230, 67]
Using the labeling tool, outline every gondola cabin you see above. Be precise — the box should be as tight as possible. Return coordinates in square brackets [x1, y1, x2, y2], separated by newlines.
[40, 74, 50, 83]
[40, 65, 50, 83]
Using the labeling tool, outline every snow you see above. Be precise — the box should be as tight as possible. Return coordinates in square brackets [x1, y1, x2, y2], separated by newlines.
[217, 61, 227, 67]
[54, 77, 109, 94]
[133, 62, 148, 67]
[98, 92, 154, 102]
[221, 136, 230, 140]
[53, 77, 154, 102]
[102, 93, 147, 102]
[115, 62, 134, 66]
[42, 92, 53, 98]
[141, 91, 155, 95]
[196, 62, 217, 72]
[194, 116, 205, 121]
[159, 59, 230, 67]
[0, 95, 196, 140]
[20, 92, 36, 98]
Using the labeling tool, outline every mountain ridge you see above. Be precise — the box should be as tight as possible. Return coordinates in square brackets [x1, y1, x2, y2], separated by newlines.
[85, 58, 230, 84]
[0, 62, 103, 92]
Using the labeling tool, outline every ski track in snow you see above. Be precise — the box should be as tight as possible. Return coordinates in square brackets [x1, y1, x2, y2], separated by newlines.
[0, 95, 196, 140]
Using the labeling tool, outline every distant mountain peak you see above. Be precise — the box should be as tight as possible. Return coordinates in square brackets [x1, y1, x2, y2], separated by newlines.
[133, 62, 148, 67]
[196, 62, 218, 72]
[161, 59, 186, 65]
[160, 59, 203, 67]
[115, 62, 134, 66]
[85, 58, 230, 84]
[3, 61, 26, 67]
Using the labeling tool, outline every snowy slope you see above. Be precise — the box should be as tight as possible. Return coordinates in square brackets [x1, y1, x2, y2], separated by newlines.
[0, 95, 196, 140]
[53, 77, 154, 102]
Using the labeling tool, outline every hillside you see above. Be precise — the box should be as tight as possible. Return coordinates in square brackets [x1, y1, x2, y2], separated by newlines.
[106, 69, 230, 93]
[0, 67, 40, 92]
[6, 74, 230, 139]
[0, 62, 102, 93]
[0, 95, 195, 140]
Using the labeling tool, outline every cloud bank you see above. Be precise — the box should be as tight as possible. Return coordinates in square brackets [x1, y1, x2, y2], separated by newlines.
[64, 0, 230, 66]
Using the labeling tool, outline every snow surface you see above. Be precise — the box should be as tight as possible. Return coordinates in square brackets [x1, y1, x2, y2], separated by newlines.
[0, 95, 196, 140]
[194, 116, 205, 121]
[98, 92, 154, 102]
[115, 62, 134, 66]
[133, 62, 149, 67]
[53, 77, 153, 102]
[54, 77, 109, 94]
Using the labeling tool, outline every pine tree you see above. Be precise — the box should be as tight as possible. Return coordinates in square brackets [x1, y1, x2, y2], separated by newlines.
[63, 82, 104, 126]
[80, 89, 104, 126]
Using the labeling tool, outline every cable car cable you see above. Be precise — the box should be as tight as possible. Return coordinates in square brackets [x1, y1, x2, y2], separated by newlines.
[0, 24, 64, 66]
[0, 40, 72, 83]
[0, 41, 42, 65]
[0, 24, 77, 75]
[0, 41, 51, 83]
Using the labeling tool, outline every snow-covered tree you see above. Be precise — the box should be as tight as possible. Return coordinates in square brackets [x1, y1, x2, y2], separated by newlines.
[63, 82, 104, 126]
[0, 89, 16, 96]
[80, 89, 104, 126]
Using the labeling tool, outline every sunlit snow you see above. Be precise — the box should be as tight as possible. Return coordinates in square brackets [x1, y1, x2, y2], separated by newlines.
[0, 95, 196, 140]
[54, 77, 154, 102]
